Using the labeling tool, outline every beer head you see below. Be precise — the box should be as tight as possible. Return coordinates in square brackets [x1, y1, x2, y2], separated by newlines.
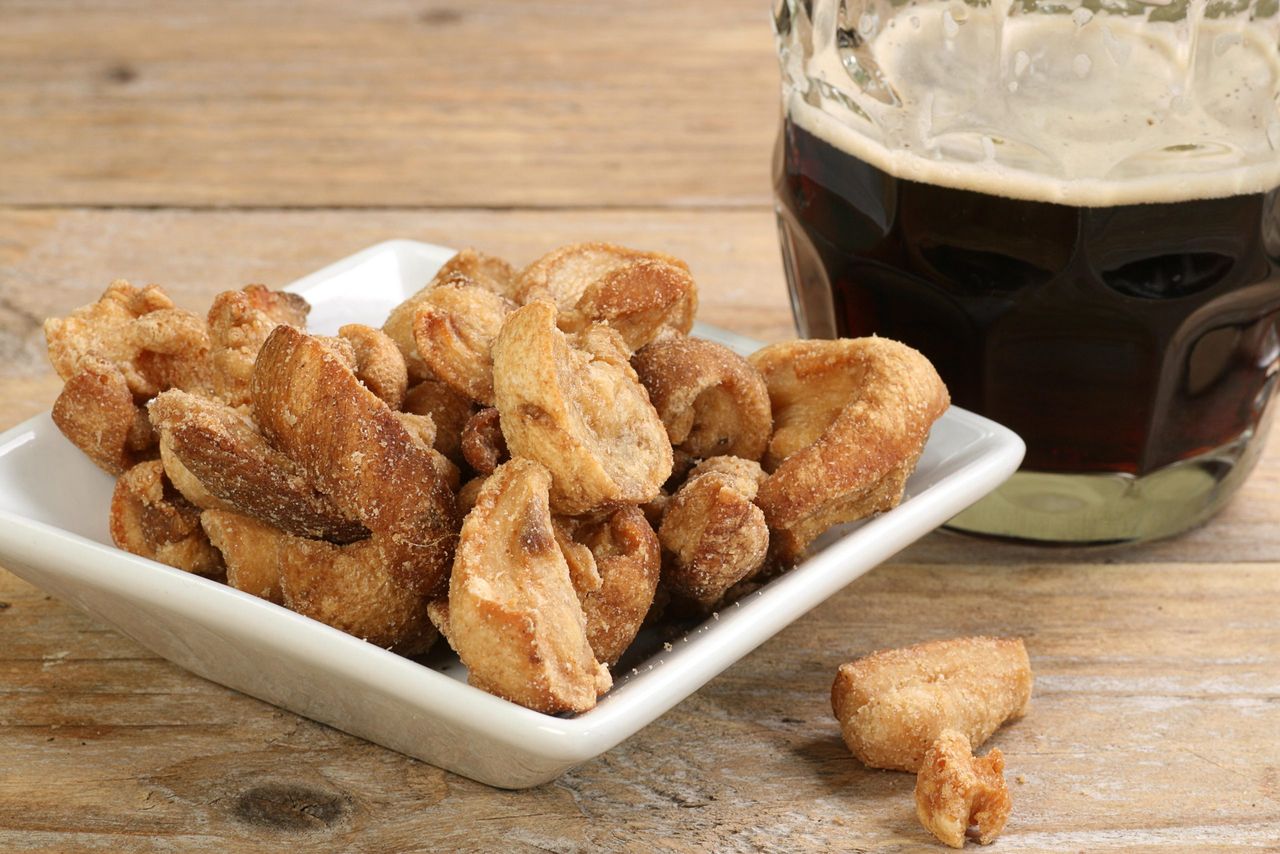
[776, 0, 1280, 205]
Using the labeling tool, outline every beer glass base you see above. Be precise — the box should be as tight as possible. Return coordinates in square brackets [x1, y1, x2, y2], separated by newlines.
[943, 426, 1269, 545]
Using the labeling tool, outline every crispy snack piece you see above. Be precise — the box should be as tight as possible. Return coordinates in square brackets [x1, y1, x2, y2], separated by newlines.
[252, 325, 457, 545]
[516, 242, 685, 312]
[558, 506, 661, 667]
[404, 379, 475, 464]
[516, 242, 696, 351]
[915, 730, 1012, 848]
[384, 249, 517, 381]
[632, 337, 772, 462]
[208, 285, 309, 407]
[449, 459, 611, 713]
[159, 432, 224, 510]
[658, 456, 769, 609]
[426, 598, 453, 648]
[339, 323, 407, 410]
[110, 460, 224, 578]
[51, 356, 156, 475]
[751, 338, 949, 563]
[200, 508, 285, 603]
[248, 326, 459, 651]
[456, 476, 487, 516]
[492, 301, 672, 514]
[562, 260, 697, 351]
[411, 277, 516, 405]
[45, 280, 212, 400]
[460, 407, 508, 476]
[201, 508, 439, 654]
[831, 637, 1033, 773]
[149, 390, 367, 543]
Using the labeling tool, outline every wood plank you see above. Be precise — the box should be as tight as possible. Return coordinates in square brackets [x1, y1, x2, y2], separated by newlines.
[0, 0, 779, 208]
[0, 562, 1276, 850]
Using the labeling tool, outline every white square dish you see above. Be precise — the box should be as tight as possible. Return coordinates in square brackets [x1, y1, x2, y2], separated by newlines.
[0, 240, 1024, 789]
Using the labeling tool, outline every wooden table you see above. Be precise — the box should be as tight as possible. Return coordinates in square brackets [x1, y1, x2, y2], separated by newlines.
[1, 2, 1277, 850]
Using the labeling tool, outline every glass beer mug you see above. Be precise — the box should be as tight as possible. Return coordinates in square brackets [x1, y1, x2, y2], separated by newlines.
[773, 0, 1280, 543]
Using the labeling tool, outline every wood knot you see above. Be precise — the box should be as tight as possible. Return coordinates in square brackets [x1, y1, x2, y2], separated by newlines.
[232, 782, 350, 831]
[419, 8, 462, 25]
[104, 63, 137, 84]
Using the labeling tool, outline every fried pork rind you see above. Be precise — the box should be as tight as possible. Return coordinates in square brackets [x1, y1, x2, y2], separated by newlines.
[632, 337, 772, 462]
[493, 300, 672, 514]
[338, 323, 407, 410]
[149, 389, 367, 543]
[456, 476, 487, 516]
[245, 325, 459, 652]
[558, 506, 661, 667]
[460, 407, 508, 476]
[45, 280, 212, 400]
[207, 285, 309, 407]
[51, 356, 156, 475]
[403, 379, 474, 464]
[449, 459, 611, 713]
[831, 637, 1033, 773]
[658, 456, 769, 609]
[384, 249, 518, 381]
[202, 507, 440, 654]
[915, 730, 1012, 849]
[200, 508, 285, 603]
[110, 460, 224, 578]
[751, 338, 949, 564]
[411, 278, 516, 405]
[516, 242, 696, 351]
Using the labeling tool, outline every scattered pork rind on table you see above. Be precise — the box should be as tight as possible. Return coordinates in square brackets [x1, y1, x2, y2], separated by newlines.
[831, 636, 1033, 848]
[42, 241, 948, 714]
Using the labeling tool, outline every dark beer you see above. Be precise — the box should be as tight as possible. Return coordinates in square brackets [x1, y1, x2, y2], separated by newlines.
[775, 116, 1280, 478]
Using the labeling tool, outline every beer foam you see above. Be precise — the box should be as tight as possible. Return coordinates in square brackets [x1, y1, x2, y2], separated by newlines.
[782, 1, 1280, 206]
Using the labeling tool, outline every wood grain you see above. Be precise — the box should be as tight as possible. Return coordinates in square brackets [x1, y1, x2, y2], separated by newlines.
[0, 0, 779, 208]
[1, 562, 1277, 851]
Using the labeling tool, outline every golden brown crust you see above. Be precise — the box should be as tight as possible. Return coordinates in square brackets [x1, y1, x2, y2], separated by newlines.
[562, 259, 697, 351]
[411, 277, 516, 405]
[148, 390, 366, 543]
[110, 460, 224, 578]
[207, 285, 309, 407]
[460, 407, 508, 476]
[200, 508, 285, 603]
[751, 338, 949, 563]
[558, 506, 661, 666]
[515, 242, 687, 308]
[516, 243, 695, 352]
[44, 280, 212, 401]
[51, 357, 156, 475]
[658, 457, 770, 609]
[456, 476, 487, 516]
[338, 323, 407, 410]
[915, 730, 1012, 848]
[426, 597, 454, 649]
[831, 636, 1033, 773]
[244, 326, 459, 651]
[276, 536, 440, 655]
[447, 248, 519, 300]
[201, 506, 439, 655]
[449, 459, 610, 713]
[492, 301, 672, 514]
[634, 337, 772, 462]
[384, 249, 517, 382]
[403, 379, 475, 464]
[252, 326, 458, 545]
